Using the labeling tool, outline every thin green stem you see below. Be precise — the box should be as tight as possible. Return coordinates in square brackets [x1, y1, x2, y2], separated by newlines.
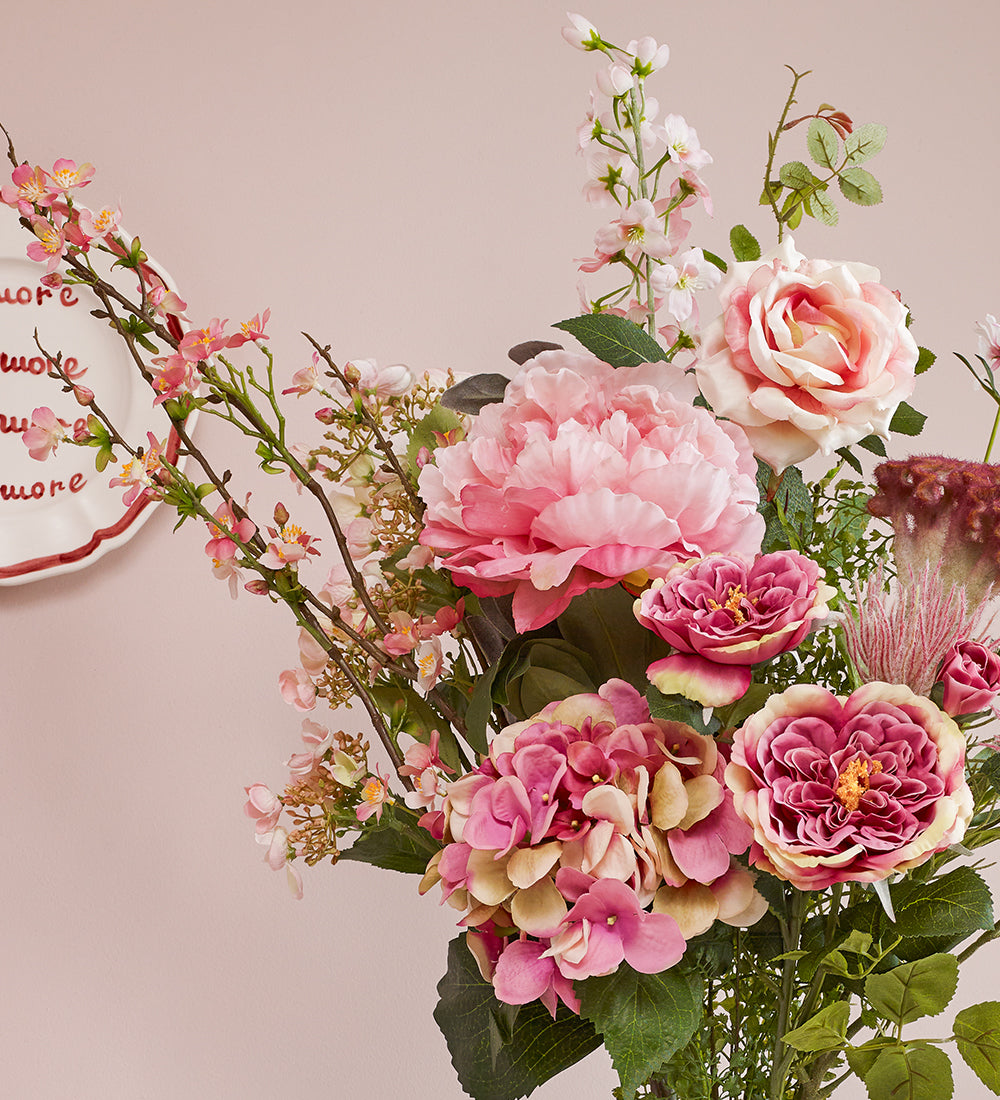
[763, 66, 812, 241]
[984, 404, 1000, 462]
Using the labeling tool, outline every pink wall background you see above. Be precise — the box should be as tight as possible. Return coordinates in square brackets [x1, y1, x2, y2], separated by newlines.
[2, 2, 998, 1097]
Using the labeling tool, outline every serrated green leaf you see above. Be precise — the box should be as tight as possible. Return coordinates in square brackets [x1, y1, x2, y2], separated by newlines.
[339, 802, 442, 875]
[893, 866, 994, 939]
[812, 188, 839, 226]
[839, 166, 883, 206]
[578, 966, 703, 1099]
[981, 751, 1000, 797]
[844, 122, 888, 166]
[856, 434, 888, 456]
[889, 400, 927, 437]
[759, 180, 783, 205]
[552, 314, 667, 367]
[864, 1042, 953, 1100]
[954, 1001, 1000, 1094]
[729, 224, 761, 262]
[847, 1038, 890, 1080]
[781, 1001, 850, 1052]
[835, 446, 864, 475]
[864, 954, 958, 1026]
[434, 936, 601, 1100]
[779, 160, 817, 190]
[807, 117, 840, 170]
[787, 202, 804, 230]
[915, 346, 936, 375]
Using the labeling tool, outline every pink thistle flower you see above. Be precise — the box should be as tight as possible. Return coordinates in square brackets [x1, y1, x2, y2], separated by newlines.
[26, 214, 67, 273]
[356, 764, 393, 823]
[869, 456, 1000, 607]
[226, 308, 271, 349]
[1, 163, 55, 214]
[842, 563, 975, 698]
[22, 406, 70, 461]
[46, 158, 95, 195]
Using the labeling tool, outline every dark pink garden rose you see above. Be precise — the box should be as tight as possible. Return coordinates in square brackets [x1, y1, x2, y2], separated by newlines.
[725, 682, 972, 891]
[636, 551, 834, 706]
[938, 640, 1000, 717]
[417, 350, 763, 633]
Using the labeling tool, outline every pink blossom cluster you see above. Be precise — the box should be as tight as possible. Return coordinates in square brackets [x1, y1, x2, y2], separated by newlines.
[566, 17, 717, 333]
[418, 349, 763, 633]
[420, 681, 766, 1016]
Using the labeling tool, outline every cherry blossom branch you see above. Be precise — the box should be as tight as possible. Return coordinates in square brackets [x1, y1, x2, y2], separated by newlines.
[303, 334, 425, 517]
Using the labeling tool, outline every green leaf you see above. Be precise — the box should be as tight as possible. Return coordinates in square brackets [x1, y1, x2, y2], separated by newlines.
[557, 584, 669, 690]
[702, 249, 727, 274]
[645, 687, 719, 736]
[893, 866, 994, 939]
[844, 122, 888, 166]
[406, 404, 464, 478]
[463, 658, 501, 756]
[440, 373, 510, 415]
[434, 936, 601, 1100]
[807, 117, 840, 170]
[864, 954, 958, 1026]
[578, 965, 703, 1100]
[494, 636, 599, 720]
[863, 1042, 953, 1100]
[729, 224, 761, 262]
[339, 802, 441, 875]
[781, 1001, 850, 1052]
[981, 751, 1000, 797]
[552, 314, 667, 367]
[847, 1038, 889, 1080]
[812, 188, 839, 227]
[856, 434, 888, 456]
[888, 401, 927, 437]
[839, 166, 883, 206]
[954, 1001, 1000, 1094]
[915, 346, 936, 375]
[756, 462, 814, 553]
[779, 160, 817, 190]
[835, 446, 864, 476]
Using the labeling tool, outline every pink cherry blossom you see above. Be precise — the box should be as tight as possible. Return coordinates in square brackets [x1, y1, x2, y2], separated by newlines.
[356, 764, 393, 823]
[656, 114, 712, 171]
[46, 158, 95, 195]
[178, 318, 229, 363]
[1, 163, 55, 214]
[418, 349, 762, 633]
[226, 308, 271, 348]
[278, 667, 316, 712]
[76, 204, 121, 242]
[282, 353, 322, 397]
[626, 35, 670, 75]
[109, 432, 165, 506]
[649, 246, 721, 325]
[345, 358, 415, 399]
[244, 783, 283, 835]
[22, 407, 70, 461]
[593, 198, 671, 262]
[259, 515, 320, 570]
[26, 214, 67, 273]
[204, 499, 256, 563]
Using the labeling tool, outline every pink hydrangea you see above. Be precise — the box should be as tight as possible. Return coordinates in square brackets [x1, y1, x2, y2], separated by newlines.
[725, 682, 973, 891]
[418, 350, 763, 632]
[637, 551, 835, 706]
[695, 238, 919, 472]
[421, 680, 763, 1014]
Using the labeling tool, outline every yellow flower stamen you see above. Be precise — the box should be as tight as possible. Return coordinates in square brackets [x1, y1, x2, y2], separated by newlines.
[835, 758, 883, 812]
[708, 585, 753, 625]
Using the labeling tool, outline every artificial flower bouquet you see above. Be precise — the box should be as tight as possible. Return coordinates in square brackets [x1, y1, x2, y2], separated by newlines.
[10, 14, 1000, 1100]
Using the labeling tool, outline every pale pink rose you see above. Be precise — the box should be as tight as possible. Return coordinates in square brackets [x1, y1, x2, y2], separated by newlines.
[726, 682, 973, 890]
[696, 238, 918, 472]
[638, 551, 835, 706]
[418, 350, 763, 633]
[938, 640, 1000, 717]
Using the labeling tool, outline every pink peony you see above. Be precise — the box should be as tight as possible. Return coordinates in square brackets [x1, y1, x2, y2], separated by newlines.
[638, 551, 835, 706]
[695, 238, 918, 472]
[418, 350, 763, 633]
[726, 682, 973, 890]
[938, 640, 1000, 717]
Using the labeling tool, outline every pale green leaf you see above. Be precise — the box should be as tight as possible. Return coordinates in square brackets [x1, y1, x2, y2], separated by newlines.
[864, 954, 958, 1026]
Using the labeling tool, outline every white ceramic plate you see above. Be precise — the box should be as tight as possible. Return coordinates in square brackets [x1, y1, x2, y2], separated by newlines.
[0, 203, 187, 583]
